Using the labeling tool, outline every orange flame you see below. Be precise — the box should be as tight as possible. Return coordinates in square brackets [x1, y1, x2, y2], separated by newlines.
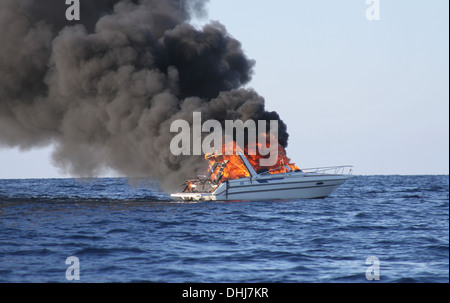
[206, 141, 250, 181]
[206, 135, 300, 183]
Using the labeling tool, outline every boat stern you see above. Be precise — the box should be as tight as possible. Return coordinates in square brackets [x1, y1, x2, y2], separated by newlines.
[170, 192, 217, 201]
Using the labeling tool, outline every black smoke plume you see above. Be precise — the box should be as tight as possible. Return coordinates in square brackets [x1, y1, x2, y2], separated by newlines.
[0, 0, 288, 190]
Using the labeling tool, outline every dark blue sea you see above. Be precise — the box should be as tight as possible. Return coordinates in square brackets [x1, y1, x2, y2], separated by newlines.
[0, 175, 448, 283]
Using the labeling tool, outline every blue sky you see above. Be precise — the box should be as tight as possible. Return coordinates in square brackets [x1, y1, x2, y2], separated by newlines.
[0, 0, 448, 178]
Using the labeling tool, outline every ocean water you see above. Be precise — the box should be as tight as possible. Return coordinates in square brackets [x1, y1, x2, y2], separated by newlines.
[0, 175, 448, 283]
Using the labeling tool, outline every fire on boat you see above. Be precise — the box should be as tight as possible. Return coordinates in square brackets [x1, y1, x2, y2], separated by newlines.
[171, 150, 353, 202]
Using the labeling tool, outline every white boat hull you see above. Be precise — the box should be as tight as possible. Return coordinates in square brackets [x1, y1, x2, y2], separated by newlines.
[171, 172, 351, 202]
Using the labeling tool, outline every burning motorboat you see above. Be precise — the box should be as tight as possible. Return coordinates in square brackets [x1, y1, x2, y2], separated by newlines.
[171, 151, 353, 201]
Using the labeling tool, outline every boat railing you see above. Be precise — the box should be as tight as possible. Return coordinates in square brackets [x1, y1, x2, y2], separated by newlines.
[257, 164, 353, 177]
[301, 165, 354, 176]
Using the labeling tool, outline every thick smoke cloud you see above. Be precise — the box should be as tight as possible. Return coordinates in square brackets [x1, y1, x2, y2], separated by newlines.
[0, 0, 288, 190]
